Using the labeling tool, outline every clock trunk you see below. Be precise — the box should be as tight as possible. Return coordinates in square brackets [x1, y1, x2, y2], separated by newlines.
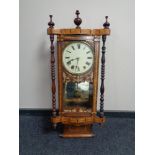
[57, 35, 100, 116]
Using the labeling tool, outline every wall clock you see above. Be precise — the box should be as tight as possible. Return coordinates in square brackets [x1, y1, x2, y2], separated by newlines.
[47, 10, 110, 138]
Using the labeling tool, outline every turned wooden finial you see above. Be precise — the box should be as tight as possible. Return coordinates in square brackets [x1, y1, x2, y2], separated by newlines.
[103, 16, 110, 29]
[74, 10, 82, 28]
[48, 15, 55, 28]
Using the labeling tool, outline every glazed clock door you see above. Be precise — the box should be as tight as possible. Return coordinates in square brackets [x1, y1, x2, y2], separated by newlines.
[62, 41, 95, 113]
[63, 80, 93, 113]
[57, 35, 100, 115]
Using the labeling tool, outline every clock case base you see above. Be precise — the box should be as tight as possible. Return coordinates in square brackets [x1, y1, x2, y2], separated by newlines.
[59, 125, 94, 138]
[51, 115, 106, 138]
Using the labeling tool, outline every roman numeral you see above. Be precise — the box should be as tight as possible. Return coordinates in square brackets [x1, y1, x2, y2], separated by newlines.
[86, 51, 91, 54]
[65, 57, 70, 59]
[83, 66, 86, 69]
[72, 46, 75, 50]
[67, 61, 71, 65]
[86, 62, 90, 66]
[71, 65, 74, 70]
[77, 44, 80, 49]
[87, 57, 92, 59]
[67, 50, 71, 53]
[77, 67, 80, 71]
[75, 66, 80, 72]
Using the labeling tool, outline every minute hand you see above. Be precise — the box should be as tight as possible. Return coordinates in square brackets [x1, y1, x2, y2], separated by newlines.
[75, 58, 80, 72]
[67, 57, 79, 64]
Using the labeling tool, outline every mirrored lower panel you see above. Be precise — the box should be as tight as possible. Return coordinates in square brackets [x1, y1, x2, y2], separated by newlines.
[63, 81, 93, 112]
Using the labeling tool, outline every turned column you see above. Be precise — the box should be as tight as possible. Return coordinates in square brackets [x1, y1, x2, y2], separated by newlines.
[48, 15, 56, 117]
[100, 16, 110, 118]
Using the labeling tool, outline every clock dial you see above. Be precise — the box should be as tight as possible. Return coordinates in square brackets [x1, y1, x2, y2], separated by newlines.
[63, 42, 94, 74]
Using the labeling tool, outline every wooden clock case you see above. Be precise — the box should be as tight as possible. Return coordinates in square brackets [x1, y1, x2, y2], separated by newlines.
[47, 10, 110, 138]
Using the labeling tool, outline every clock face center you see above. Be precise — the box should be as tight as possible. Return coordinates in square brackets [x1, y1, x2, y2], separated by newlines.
[63, 42, 94, 74]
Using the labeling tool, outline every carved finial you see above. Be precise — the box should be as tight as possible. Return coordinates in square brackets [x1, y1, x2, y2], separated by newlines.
[74, 10, 82, 28]
[103, 16, 110, 29]
[48, 15, 55, 28]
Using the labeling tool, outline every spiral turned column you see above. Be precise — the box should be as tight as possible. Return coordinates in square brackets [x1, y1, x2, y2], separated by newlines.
[48, 15, 56, 118]
[99, 35, 106, 117]
[100, 16, 110, 118]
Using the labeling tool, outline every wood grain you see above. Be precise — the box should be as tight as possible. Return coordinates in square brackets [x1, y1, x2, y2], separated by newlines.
[92, 36, 100, 114]
[51, 115, 106, 125]
[47, 28, 110, 36]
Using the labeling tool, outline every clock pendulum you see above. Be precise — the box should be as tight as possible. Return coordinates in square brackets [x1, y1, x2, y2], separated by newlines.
[47, 10, 110, 138]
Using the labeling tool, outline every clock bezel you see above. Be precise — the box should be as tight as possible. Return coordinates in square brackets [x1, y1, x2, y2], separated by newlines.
[62, 41, 95, 76]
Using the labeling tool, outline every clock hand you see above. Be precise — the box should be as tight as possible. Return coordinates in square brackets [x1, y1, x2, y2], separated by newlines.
[67, 57, 80, 64]
[67, 58, 74, 65]
[75, 58, 80, 72]
[75, 57, 80, 61]
[77, 57, 79, 66]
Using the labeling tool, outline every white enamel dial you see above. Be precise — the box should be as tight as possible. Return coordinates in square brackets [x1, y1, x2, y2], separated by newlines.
[63, 42, 94, 74]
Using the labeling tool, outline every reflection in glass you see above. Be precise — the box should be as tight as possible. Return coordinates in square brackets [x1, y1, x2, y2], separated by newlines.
[63, 81, 93, 112]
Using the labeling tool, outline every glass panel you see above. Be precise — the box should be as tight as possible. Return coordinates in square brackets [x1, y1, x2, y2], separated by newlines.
[63, 81, 93, 112]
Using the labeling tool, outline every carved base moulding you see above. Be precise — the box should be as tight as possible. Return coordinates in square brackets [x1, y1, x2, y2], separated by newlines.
[51, 115, 106, 125]
[60, 125, 95, 138]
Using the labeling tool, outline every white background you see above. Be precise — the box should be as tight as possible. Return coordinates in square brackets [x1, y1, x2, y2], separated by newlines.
[19, 0, 135, 111]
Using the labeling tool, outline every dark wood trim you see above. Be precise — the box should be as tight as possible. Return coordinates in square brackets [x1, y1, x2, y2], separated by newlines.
[99, 35, 106, 117]
[50, 34, 56, 117]
[19, 109, 135, 118]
